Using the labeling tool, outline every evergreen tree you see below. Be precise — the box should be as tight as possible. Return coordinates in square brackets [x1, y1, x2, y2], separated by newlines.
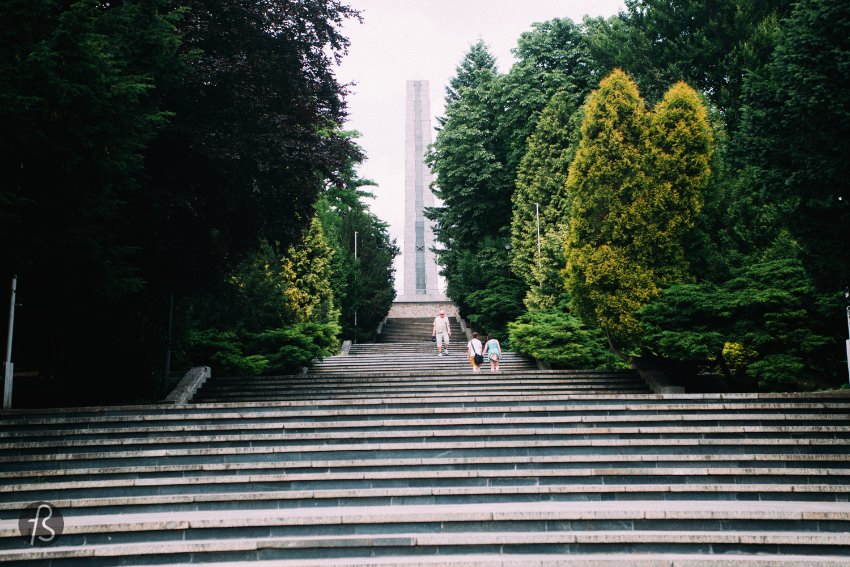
[564, 70, 650, 350]
[510, 90, 581, 307]
[495, 18, 598, 175]
[427, 42, 519, 320]
[285, 216, 338, 325]
[643, 81, 714, 281]
[316, 137, 398, 341]
[641, 258, 841, 390]
[444, 39, 497, 105]
[737, 0, 850, 292]
[565, 70, 712, 353]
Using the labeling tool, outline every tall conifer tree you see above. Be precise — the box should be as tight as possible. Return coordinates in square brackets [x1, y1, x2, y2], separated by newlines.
[510, 90, 581, 308]
[565, 70, 712, 353]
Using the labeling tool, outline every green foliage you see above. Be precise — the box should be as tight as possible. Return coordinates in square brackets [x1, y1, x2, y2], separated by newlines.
[737, 0, 850, 292]
[0, 0, 362, 400]
[511, 90, 581, 295]
[427, 43, 524, 324]
[585, 0, 791, 129]
[465, 276, 526, 340]
[641, 258, 842, 390]
[284, 216, 339, 325]
[185, 329, 266, 376]
[564, 69, 649, 346]
[228, 241, 295, 332]
[187, 322, 340, 376]
[508, 304, 625, 369]
[187, 217, 345, 377]
[316, 136, 398, 341]
[248, 322, 341, 374]
[427, 51, 509, 246]
[144, 0, 362, 293]
[444, 39, 497, 105]
[495, 18, 598, 175]
[564, 70, 713, 351]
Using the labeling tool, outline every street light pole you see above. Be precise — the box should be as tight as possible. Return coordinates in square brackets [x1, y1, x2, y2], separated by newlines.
[161, 292, 174, 399]
[3, 275, 18, 409]
[535, 202, 541, 269]
[354, 232, 358, 344]
[845, 287, 850, 385]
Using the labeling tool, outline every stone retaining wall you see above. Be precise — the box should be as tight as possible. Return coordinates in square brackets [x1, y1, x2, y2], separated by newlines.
[387, 301, 457, 318]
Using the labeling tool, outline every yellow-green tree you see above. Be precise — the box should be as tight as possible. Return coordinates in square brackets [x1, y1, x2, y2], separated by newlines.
[564, 70, 712, 354]
[643, 81, 714, 281]
[284, 215, 339, 325]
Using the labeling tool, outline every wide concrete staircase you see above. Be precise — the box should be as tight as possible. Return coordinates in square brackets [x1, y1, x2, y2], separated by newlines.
[194, 316, 647, 403]
[0, 316, 849, 565]
[376, 316, 464, 344]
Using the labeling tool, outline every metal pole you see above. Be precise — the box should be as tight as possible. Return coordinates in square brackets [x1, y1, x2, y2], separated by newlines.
[535, 202, 541, 269]
[161, 292, 174, 399]
[3, 275, 18, 409]
[845, 288, 850, 385]
[354, 232, 358, 344]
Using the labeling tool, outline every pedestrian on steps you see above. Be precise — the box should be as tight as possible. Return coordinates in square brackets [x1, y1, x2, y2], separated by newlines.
[432, 309, 451, 356]
[483, 334, 502, 373]
[467, 332, 483, 372]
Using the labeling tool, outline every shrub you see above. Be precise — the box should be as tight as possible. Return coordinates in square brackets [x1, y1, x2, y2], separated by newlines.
[508, 306, 625, 369]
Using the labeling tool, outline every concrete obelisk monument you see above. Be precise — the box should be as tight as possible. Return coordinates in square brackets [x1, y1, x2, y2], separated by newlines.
[399, 80, 445, 302]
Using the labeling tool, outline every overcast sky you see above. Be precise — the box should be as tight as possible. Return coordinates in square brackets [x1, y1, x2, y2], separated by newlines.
[335, 0, 626, 293]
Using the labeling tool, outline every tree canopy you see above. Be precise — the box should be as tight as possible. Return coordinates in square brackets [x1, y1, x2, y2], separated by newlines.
[428, 2, 845, 390]
[0, 0, 402, 405]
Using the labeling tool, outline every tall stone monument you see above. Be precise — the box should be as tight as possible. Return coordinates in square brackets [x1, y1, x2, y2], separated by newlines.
[399, 79, 445, 302]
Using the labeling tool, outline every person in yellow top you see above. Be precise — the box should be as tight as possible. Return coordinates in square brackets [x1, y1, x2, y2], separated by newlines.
[432, 310, 451, 356]
[467, 332, 483, 372]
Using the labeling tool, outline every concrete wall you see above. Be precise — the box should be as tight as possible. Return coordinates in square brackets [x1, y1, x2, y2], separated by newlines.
[388, 301, 457, 318]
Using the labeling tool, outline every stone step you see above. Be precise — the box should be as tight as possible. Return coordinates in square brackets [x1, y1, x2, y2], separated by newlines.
[7, 415, 843, 443]
[5, 534, 849, 564]
[5, 317, 850, 566]
[4, 467, 849, 506]
[4, 422, 849, 456]
[192, 388, 651, 401]
[4, 452, 845, 480]
[1, 501, 848, 561]
[198, 376, 645, 387]
[3, 440, 848, 476]
[77, 554, 850, 567]
[4, 484, 849, 520]
[9, 411, 844, 441]
[198, 379, 646, 389]
[2, 398, 849, 428]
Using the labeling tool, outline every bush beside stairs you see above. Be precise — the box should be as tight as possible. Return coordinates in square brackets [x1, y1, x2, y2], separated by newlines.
[0, 316, 849, 565]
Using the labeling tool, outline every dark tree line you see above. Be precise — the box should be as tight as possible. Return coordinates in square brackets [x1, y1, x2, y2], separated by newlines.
[0, 0, 397, 405]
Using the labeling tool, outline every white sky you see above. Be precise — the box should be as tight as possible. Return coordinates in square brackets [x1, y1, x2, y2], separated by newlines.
[335, 0, 626, 293]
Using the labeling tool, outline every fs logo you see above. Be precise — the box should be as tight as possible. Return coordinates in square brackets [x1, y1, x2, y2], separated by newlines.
[18, 502, 63, 546]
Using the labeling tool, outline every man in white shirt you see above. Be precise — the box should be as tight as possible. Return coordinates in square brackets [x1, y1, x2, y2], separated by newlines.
[432, 310, 451, 356]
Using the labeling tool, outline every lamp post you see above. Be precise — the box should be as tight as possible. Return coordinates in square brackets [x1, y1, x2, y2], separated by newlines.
[3, 275, 17, 409]
[161, 292, 174, 399]
[845, 287, 850, 385]
[353, 231, 358, 343]
[535, 202, 541, 270]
